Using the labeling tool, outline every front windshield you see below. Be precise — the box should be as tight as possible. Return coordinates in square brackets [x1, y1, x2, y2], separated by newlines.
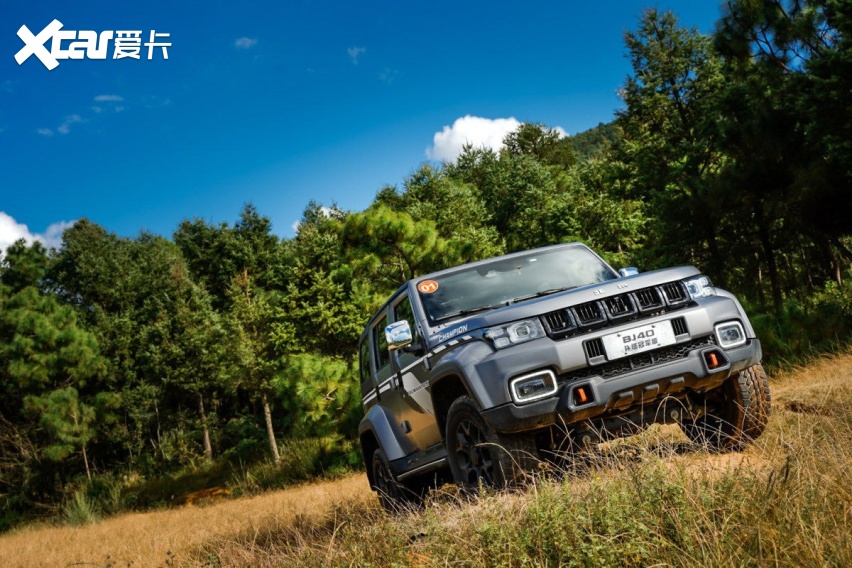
[417, 247, 617, 325]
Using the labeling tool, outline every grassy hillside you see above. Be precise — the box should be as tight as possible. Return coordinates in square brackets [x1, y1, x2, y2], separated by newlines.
[2, 353, 850, 567]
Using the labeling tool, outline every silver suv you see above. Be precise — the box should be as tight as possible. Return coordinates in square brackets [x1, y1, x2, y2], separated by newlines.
[357, 243, 770, 509]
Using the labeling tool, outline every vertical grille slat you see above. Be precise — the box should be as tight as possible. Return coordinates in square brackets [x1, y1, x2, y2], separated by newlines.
[543, 309, 569, 331]
[672, 316, 688, 336]
[573, 301, 607, 329]
[633, 287, 664, 312]
[541, 309, 577, 338]
[603, 294, 637, 320]
[585, 338, 605, 359]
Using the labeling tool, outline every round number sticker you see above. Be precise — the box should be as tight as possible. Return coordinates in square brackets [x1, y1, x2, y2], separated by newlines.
[418, 280, 439, 294]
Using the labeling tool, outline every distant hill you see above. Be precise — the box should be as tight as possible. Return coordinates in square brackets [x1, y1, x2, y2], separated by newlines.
[568, 121, 620, 161]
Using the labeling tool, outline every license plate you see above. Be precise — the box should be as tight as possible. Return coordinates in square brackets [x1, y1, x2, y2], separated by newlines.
[601, 320, 676, 360]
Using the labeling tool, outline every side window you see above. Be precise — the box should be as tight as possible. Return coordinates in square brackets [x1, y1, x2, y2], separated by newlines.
[372, 313, 390, 371]
[393, 295, 418, 342]
[359, 337, 372, 384]
[393, 294, 419, 368]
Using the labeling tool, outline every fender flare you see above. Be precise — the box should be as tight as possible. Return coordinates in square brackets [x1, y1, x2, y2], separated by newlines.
[358, 404, 409, 462]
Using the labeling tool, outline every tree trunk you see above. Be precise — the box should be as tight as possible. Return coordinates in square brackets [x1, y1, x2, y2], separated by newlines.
[154, 401, 163, 459]
[198, 395, 213, 461]
[755, 201, 783, 318]
[755, 252, 766, 311]
[71, 411, 92, 482]
[81, 444, 92, 482]
[262, 393, 280, 463]
[705, 221, 727, 290]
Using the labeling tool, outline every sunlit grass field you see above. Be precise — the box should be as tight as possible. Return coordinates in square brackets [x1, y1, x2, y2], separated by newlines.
[2, 352, 850, 567]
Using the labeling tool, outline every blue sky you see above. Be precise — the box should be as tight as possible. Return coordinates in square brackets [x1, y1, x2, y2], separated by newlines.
[1, 0, 723, 249]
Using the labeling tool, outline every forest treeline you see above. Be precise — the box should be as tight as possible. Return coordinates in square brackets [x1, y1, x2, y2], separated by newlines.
[2, 1, 851, 529]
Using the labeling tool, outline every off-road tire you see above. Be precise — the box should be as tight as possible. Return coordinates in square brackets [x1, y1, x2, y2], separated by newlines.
[444, 396, 539, 489]
[371, 448, 411, 512]
[680, 363, 771, 451]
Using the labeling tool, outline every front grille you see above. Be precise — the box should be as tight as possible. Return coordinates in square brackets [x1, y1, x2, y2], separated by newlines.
[561, 335, 716, 383]
[540, 279, 692, 341]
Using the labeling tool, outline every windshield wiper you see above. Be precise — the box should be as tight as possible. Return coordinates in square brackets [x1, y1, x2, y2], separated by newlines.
[435, 305, 494, 322]
[505, 286, 577, 305]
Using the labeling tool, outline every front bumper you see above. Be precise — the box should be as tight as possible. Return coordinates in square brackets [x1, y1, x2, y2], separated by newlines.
[481, 338, 762, 434]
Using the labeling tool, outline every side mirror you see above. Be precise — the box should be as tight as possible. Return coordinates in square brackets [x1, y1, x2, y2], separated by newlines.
[618, 267, 639, 278]
[385, 320, 413, 351]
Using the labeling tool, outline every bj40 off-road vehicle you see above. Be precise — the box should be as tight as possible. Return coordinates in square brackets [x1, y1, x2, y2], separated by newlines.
[357, 243, 770, 508]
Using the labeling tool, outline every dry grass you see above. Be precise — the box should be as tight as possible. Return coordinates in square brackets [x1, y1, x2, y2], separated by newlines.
[2, 351, 851, 567]
[0, 473, 372, 567]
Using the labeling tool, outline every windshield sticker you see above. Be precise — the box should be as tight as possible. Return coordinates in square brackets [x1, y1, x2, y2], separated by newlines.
[418, 280, 439, 294]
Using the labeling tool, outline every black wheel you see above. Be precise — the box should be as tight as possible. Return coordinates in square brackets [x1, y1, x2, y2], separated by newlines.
[444, 396, 539, 489]
[371, 448, 408, 512]
[680, 363, 771, 451]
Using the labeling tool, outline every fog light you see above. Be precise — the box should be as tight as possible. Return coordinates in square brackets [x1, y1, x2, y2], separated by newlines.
[715, 321, 746, 348]
[510, 370, 557, 404]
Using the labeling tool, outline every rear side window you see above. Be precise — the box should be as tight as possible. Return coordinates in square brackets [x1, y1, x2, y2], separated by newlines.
[359, 337, 372, 383]
[372, 314, 390, 371]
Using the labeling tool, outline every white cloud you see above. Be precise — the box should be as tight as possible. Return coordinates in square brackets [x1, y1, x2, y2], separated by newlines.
[379, 67, 398, 85]
[94, 94, 123, 102]
[235, 37, 257, 49]
[0, 212, 75, 256]
[37, 128, 54, 136]
[426, 115, 522, 161]
[347, 46, 366, 64]
[57, 114, 83, 134]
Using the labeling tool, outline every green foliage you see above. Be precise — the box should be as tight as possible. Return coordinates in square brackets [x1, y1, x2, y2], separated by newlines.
[751, 280, 852, 364]
[274, 353, 361, 441]
[502, 122, 577, 168]
[376, 164, 504, 260]
[617, 9, 729, 279]
[0, 240, 51, 293]
[233, 437, 358, 495]
[285, 203, 367, 357]
[25, 387, 95, 462]
[63, 488, 99, 526]
[342, 204, 478, 289]
[0, 286, 104, 393]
